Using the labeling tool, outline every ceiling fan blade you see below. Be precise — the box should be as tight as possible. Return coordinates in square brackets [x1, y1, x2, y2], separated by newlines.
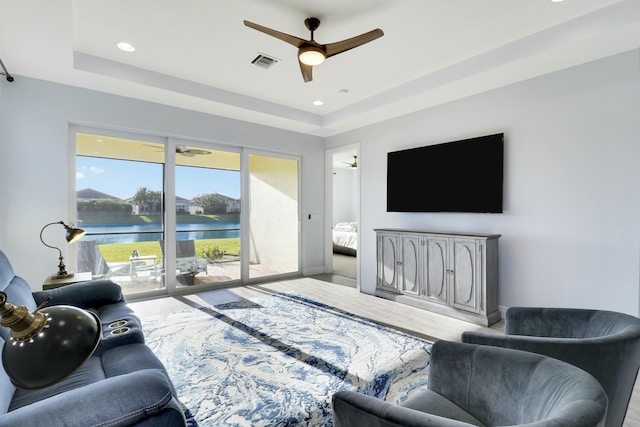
[186, 148, 211, 155]
[324, 29, 384, 58]
[244, 20, 307, 48]
[299, 60, 313, 83]
[143, 143, 164, 153]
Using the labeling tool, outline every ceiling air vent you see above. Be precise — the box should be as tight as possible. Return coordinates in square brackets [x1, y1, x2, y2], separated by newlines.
[251, 53, 279, 69]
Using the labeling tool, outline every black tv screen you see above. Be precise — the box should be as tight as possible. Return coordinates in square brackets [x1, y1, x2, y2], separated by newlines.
[387, 133, 504, 213]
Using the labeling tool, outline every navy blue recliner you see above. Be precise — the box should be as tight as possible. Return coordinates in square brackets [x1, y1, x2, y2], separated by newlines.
[0, 250, 186, 426]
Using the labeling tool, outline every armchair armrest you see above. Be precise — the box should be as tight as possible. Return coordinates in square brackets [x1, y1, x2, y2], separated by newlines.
[332, 390, 474, 427]
[461, 331, 513, 347]
[503, 307, 598, 337]
[0, 369, 185, 427]
[33, 279, 124, 309]
[461, 329, 615, 362]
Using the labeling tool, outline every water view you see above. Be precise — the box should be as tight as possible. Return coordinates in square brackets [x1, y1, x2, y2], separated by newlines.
[82, 222, 240, 244]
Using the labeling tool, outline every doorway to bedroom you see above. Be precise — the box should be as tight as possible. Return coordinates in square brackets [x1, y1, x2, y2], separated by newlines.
[327, 145, 359, 287]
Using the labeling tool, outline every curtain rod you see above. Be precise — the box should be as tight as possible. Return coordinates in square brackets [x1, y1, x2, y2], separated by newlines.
[0, 57, 14, 82]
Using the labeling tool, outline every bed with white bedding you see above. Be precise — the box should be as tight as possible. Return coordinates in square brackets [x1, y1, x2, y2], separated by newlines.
[332, 222, 357, 256]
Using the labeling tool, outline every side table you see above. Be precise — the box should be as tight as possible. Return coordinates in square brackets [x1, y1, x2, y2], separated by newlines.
[43, 271, 93, 290]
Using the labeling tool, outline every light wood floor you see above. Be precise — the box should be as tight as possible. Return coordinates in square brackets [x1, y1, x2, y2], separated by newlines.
[128, 275, 639, 426]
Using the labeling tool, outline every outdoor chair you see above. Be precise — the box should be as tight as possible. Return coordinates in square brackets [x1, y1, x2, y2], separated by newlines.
[159, 239, 207, 285]
[77, 240, 111, 278]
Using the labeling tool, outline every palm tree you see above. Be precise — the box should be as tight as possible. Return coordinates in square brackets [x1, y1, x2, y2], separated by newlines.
[131, 187, 152, 213]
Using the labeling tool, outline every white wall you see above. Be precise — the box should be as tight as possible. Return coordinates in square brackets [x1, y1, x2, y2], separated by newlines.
[0, 77, 326, 287]
[332, 168, 358, 224]
[327, 50, 640, 316]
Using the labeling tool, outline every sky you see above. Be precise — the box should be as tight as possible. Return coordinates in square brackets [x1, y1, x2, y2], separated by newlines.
[76, 156, 241, 200]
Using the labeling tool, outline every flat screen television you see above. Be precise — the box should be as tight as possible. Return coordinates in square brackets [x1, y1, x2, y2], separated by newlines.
[387, 133, 504, 213]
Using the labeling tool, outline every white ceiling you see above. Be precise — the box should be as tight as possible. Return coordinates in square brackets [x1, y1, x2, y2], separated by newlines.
[1, 0, 639, 137]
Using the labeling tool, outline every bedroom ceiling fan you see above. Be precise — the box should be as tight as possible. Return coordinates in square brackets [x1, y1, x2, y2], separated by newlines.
[343, 155, 358, 168]
[244, 18, 384, 83]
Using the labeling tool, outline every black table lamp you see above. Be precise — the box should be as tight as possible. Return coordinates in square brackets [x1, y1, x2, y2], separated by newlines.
[0, 291, 101, 389]
[39, 221, 86, 279]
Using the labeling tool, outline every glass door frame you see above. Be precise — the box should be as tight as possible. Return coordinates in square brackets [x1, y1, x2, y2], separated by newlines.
[71, 125, 169, 300]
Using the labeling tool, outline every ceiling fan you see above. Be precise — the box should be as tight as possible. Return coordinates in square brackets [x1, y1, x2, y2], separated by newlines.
[343, 155, 358, 168]
[244, 17, 384, 83]
[176, 145, 210, 157]
[144, 144, 211, 157]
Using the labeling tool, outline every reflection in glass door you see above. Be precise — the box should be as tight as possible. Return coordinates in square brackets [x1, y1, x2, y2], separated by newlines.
[248, 154, 299, 279]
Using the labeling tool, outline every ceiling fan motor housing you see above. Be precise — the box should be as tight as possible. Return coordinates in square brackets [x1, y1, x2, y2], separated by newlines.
[304, 17, 321, 32]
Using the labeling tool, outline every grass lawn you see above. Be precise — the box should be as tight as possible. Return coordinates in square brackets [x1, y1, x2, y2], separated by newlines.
[99, 238, 240, 263]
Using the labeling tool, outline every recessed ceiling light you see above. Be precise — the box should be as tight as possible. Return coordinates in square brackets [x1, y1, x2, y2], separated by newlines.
[551, 0, 565, 2]
[313, 100, 324, 106]
[116, 42, 136, 52]
[339, 89, 349, 95]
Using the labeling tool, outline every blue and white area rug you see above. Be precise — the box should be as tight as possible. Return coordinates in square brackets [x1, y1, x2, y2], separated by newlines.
[142, 292, 432, 426]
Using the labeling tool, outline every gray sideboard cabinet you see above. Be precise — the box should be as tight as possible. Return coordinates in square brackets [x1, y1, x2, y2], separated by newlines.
[375, 229, 501, 326]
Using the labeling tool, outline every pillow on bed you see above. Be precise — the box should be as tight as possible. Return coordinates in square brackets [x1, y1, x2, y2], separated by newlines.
[335, 222, 357, 231]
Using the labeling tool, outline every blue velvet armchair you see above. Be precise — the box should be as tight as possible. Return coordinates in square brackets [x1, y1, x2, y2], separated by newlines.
[462, 307, 640, 427]
[332, 340, 608, 427]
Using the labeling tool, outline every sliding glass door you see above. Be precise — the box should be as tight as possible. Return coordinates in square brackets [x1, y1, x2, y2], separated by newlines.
[75, 132, 166, 295]
[75, 129, 300, 296]
[247, 153, 299, 279]
[173, 143, 241, 288]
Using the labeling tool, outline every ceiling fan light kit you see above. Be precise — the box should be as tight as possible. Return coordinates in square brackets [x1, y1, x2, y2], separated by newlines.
[298, 45, 325, 66]
[244, 17, 383, 82]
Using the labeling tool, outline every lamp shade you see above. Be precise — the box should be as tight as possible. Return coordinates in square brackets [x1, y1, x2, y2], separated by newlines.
[65, 225, 86, 244]
[0, 292, 101, 389]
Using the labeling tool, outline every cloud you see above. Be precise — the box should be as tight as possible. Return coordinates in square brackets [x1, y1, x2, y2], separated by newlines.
[76, 166, 104, 180]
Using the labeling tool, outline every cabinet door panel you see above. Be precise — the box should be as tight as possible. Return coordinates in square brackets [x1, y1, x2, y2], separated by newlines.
[451, 240, 478, 313]
[401, 236, 420, 295]
[425, 238, 448, 304]
[381, 235, 398, 290]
